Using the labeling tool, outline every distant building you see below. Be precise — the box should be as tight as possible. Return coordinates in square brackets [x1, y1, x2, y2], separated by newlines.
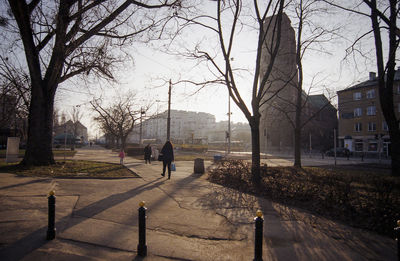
[337, 69, 400, 156]
[54, 120, 88, 144]
[129, 110, 251, 147]
[259, 13, 337, 153]
[130, 110, 216, 144]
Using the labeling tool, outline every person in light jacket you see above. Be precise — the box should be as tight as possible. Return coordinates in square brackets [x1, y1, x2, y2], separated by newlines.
[160, 141, 174, 179]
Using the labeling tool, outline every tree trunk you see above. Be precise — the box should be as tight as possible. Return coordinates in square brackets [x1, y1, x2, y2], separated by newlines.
[249, 116, 261, 184]
[294, 126, 301, 167]
[390, 140, 400, 176]
[388, 123, 400, 176]
[21, 83, 55, 166]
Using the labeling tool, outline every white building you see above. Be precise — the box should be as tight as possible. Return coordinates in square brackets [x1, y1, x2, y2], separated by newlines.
[129, 110, 216, 144]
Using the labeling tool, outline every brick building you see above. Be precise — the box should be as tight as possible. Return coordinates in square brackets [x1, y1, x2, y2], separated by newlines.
[259, 13, 337, 153]
[337, 70, 400, 156]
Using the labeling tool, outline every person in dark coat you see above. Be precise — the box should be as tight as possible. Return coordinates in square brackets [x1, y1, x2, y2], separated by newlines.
[144, 144, 152, 164]
[160, 141, 174, 179]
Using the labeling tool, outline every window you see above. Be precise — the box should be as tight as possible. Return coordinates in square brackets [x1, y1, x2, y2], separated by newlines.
[368, 141, 378, 151]
[353, 92, 362, 100]
[366, 89, 375, 99]
[383, 121, 389, 131]
[367, 106, 376, 116]
[368, 122, 376, 131]
[354, 122, 362, 132]
[354, 108, 362, 117]
[355, 139, 363, 152]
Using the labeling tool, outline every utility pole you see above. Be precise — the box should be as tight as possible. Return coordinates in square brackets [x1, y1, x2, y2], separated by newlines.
[139, 107, 143, 144]
[167, 79, 172, 141]
[228, 95, 231, 154]
[64, 124, 67, 161]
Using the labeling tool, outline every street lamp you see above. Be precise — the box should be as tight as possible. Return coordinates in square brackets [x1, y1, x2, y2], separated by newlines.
[139, 108, 145, 144]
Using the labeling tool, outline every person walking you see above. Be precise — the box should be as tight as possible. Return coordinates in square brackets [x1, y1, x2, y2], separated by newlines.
[144, 144, 152, 164]
[119, 149, 125, 165]
[160, 141, 174, 179]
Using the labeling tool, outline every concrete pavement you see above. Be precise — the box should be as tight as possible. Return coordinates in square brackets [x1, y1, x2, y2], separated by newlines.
[0, 146, 397, 260]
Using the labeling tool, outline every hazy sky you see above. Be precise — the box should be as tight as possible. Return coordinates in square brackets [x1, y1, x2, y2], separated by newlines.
[53, 1, 381, 138]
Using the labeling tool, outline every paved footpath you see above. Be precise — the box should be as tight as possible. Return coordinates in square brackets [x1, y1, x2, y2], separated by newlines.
[0, 146, 396, 260]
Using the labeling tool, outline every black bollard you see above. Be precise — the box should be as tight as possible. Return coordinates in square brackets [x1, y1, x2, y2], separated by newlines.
[46, 190, 56, 240]
[137, 201, 147, 257]
[395, 220, 400, 261]
[254, 210, 264, 261]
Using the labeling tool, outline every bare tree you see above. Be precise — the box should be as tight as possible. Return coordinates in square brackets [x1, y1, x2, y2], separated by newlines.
[0, 55, 30, 140]
[69, 106, 83, 147]
[1, 0, 181, 166]
[278, 0, 338, 167]
[324, 0, 400, 175]
[171, 0, 286, 183]
[91, 95, 148, 150]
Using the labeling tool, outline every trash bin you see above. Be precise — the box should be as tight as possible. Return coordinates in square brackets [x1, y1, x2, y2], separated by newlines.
[194, 158, 205, 174]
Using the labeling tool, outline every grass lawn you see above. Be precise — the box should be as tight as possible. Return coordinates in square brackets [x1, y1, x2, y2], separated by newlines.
[0, 149, 77, 158]
[0, 160, 139, 178]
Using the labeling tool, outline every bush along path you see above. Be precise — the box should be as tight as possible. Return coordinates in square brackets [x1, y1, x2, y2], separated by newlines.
[208, 159, 400, 237]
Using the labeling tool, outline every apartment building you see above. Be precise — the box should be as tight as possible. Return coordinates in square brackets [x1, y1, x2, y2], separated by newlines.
[131, 110, 216, 144]
[337, 70, 400, 156]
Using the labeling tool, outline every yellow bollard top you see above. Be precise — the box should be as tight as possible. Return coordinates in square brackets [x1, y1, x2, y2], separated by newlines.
[256, 210, 263, 218]
[48, 190, 55, 196]
[139, 201, 145, 207]
[397, 220, 400, 227]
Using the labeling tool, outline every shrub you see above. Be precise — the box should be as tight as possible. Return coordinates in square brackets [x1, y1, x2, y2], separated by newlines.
[208, 160, 400, 236]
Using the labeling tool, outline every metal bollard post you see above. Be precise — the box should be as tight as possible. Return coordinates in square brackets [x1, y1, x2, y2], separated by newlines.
[395, 220, 400, 261]
[254, 210, 263, 261]
[137, 201, 147, 257]
[46, 190, 56, 240]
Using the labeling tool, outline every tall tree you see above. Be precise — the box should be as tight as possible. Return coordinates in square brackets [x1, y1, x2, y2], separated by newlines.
[91, 95, 147, 150]
[0, 56, 30, 140]
[278, 0, 338, 167]
[69, 106, 83, 146]
[2, 0, 180, 166]
[324, 0, 400, 175]
[172, 0, 286, 183]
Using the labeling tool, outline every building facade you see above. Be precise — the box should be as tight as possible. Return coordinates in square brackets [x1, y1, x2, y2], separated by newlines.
[54, 120, 88, 144]
[259, 13, 298, 152]
[130, 110, 216, 144]
[259, 13, 337, 153]
[337, 70, 400, 156]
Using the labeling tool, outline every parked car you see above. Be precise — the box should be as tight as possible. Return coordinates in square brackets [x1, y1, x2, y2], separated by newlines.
[325, 147, 351, 157]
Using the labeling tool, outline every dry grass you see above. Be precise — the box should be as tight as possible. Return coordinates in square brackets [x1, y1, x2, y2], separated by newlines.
[208, 159, 400, 237]
[0, 149, 77, 158]
[0, 160, 138, 178]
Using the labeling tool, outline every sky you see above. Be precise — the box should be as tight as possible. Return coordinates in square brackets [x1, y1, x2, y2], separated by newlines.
[50, 1, 383, 138]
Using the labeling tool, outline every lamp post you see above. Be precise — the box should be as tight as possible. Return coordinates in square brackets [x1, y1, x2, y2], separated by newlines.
[167, 79, 172, 141]
[228, 95, 231, 154]
[139, 107, 145, 144]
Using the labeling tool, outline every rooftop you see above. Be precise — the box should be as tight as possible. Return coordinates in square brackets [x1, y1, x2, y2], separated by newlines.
[337, 68, 400, 93]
